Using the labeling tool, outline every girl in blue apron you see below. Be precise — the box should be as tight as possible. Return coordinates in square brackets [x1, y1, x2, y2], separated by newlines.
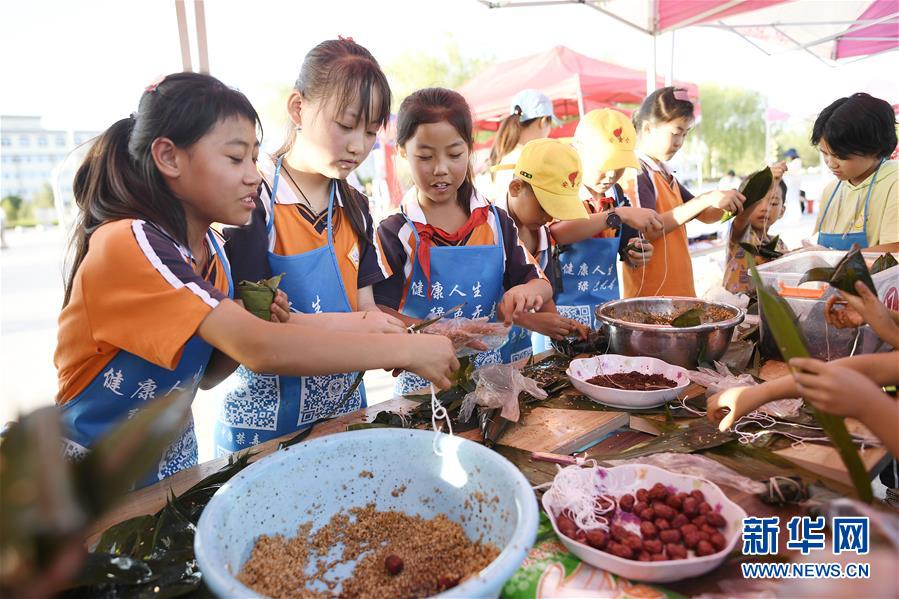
[215, 38, 425, 454]
[55, 72, 458, 487]
[374, 88, 553, 395]
[494, 138, 595, 359]
[549, 109, 662, 325]
[812, 92, 898, 252]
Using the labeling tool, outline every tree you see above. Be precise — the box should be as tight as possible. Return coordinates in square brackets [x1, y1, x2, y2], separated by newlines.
[1, 195, 23, 222]
[33, 182, 55, 210]
[384, 36, 493, 110]
[693, 84, 766, 179]
[772, 121, 821, 167]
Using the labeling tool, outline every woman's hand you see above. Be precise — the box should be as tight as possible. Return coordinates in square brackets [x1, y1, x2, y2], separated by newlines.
[400, 334, 460, 389]
[707, 386, 765, 431]
[624, 237, 653, 267]
[617, 206, 664, 236]
[515, 311, 588, 340]
[704, 189, 746, 214]
[270, 290, 291, 323]
[824, 281, 899, 347]
[790, 357, 888, 419]
[498, 285, 545, 325]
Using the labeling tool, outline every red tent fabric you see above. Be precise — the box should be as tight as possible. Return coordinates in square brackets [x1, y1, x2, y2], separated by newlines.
[456, 46, 698, 126]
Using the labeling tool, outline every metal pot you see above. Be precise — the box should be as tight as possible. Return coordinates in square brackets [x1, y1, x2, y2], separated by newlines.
[595, 297, 745, 369]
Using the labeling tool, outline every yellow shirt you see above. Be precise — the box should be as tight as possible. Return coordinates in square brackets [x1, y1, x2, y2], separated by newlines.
[815, 160, 898, 246]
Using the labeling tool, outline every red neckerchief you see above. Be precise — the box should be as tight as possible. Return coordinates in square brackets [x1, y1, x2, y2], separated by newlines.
[413, 206, 490, 297]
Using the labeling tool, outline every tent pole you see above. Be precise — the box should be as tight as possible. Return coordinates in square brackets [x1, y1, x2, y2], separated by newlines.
[647, 33, 657, 95]
[175, 0, 192, 72]
[576, 73, 585, 117]
[194, 0, 209, 74]
[666, 30, 674, 86]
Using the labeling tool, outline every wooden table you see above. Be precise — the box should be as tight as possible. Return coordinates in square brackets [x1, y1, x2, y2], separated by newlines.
[86, 360, 886, 597]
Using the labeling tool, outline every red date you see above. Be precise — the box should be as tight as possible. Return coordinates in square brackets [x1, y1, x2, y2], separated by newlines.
[695, 540, 716, 556]
[706, 512, 727, 528]
[607, 542, 633, 559]
[671, 514, 688, 529]
[666, 543, 688, 559]
[659, 529, 682, 544]
[640, 521, 658, 539]
[585, 528, 608, 550]
[644, 539, 663, 554]
[618, 494, 636, 512]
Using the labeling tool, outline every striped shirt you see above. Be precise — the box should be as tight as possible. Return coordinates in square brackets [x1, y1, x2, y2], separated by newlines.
[224, 155, 391, 309]
[374, 188, 545, 310]
[55, 219, 228, 403]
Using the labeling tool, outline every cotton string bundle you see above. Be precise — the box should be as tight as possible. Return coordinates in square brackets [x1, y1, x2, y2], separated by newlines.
[545, 464, 617, 532]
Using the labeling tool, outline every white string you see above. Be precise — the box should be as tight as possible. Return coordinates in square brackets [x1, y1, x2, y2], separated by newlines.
[546, 463, 616, 531]
[430, 383, 452, 436]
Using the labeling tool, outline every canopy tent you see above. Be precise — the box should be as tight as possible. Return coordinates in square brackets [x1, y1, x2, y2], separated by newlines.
[477, 1, 897, 90]
[698, 0, 899, 63]
[456, 45, 698, 128]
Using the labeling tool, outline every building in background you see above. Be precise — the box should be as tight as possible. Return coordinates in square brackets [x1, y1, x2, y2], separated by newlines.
[1, 115, 98, 215]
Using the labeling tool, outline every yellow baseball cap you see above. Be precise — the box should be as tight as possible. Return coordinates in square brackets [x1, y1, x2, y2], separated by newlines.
[574, 109, 641, 172]
[493, 138, 588, 220]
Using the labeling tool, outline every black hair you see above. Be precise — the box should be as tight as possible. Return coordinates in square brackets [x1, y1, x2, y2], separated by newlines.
[397, 88, 475, 215]
[633, 87, 694, 134]
[487, 107, 549, 176]
[276, 38, 391, 250]
[811, 93, 897, 159]
[65, 72, 260, 306]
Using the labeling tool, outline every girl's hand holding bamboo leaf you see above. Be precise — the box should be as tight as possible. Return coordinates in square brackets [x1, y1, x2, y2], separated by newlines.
[270, 289, 291, 323]
[824, 280, 899, 347]
[790, 357, 899, 457]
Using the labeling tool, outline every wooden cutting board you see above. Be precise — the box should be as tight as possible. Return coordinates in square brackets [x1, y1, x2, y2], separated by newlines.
[498, 408, 629, 454]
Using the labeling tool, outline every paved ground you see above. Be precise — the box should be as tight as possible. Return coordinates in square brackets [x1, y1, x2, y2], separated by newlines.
[0, 211, 821, 460]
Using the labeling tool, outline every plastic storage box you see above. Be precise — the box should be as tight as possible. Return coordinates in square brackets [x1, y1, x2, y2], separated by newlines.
[754, 250, 898, 360]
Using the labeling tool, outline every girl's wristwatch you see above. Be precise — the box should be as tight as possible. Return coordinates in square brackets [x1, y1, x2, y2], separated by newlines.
[606, 210, 622, 229]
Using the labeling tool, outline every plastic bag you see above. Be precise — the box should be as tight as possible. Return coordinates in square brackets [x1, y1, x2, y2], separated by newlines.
[425, 317, 510, 357]
[702, 284, 750, 311]
[687, 361, 756, 394]
[607, 452, 766, 495]
[459, 364, 547, 423]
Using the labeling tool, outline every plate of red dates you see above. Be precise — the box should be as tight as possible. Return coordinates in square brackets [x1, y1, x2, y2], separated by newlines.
[542, 463, 747, 582]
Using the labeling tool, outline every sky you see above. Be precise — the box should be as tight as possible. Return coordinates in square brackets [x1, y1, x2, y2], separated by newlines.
[1, 0, 897, 134]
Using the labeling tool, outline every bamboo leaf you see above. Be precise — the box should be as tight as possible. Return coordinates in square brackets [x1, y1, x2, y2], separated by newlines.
[671, 307, 704, 328]
[829, 247, 876, 296]
[721, 166, 772, 222]
[798, 267, 836, 287]
[237, 273, 284, 320]
[871, 253, 898, 275]
[749, 256, 873, 503]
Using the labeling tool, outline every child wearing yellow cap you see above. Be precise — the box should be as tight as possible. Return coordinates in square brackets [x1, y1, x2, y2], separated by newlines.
[495, 138, 591, 360]
[549, 109, 663, 323]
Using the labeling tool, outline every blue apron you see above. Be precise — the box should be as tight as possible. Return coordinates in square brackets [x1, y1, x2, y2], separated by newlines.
[61, 230, 232, 488]
[554, 189, 622, 328]
[526, 225, 553, 357]
[395, 203, 506, 396]
[216, 158, 365, 454]
[818, 160, 884, 251]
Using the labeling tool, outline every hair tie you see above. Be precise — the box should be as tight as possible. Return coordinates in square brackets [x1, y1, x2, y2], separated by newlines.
[129, 112, 137, 121]
[338, 34, 355, 42]
[145, 74, 165, 94]
[672, 89, 690, 101]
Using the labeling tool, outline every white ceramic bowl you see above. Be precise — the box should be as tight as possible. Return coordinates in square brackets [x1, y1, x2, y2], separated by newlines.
[195, 428, 539, 598]
[542, 463, 747, 583]
[567, 354, 691, 409]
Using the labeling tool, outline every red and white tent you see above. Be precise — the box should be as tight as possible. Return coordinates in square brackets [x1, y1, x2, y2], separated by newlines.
[456, 46, 698, 128]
